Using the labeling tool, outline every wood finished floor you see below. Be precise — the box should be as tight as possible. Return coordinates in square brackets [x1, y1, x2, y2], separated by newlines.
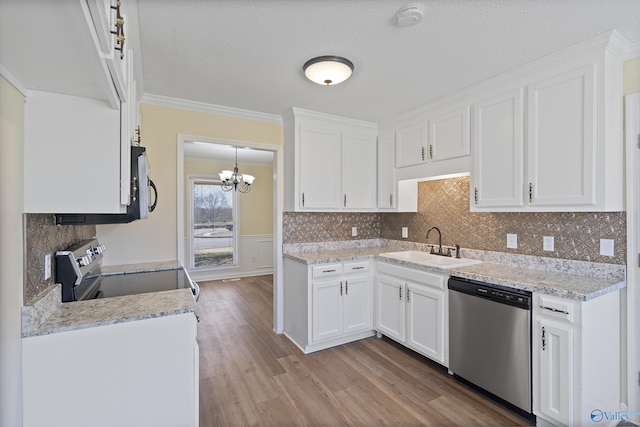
[196, 275, 534, 427]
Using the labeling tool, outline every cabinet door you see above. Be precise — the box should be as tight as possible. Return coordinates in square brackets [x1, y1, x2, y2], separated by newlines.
[24, 91, 124, 214]
[536, 319, 573, 427]
[428, 105, 470, 162]
[527, 64, 596, 207]
[395, 123, 426, 168]
[374, 275, 405, 341]
[342, 132, 377, 209]
[472, 89, 524, 208]
[406, 283, 444, 363]
[377, 133, 395, 209]
[312, 279, 343, 342]
[299, 125, 342, 209]
[343, 276, 373, 335]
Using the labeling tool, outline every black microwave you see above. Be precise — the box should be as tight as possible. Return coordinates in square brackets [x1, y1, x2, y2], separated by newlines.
[54, 146, 157, 225]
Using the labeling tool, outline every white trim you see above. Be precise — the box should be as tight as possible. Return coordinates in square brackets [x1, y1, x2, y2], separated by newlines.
[625, 92, 640, 423]
[143, 93, 283, 124]
[0, 64, 27, 96]
[177, 134, 285, 333]
[627, 42, 640, 60]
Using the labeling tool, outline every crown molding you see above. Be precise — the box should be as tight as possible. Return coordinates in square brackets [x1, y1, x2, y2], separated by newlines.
[0, 64, 27, 97]
[141, 93, 283, 124]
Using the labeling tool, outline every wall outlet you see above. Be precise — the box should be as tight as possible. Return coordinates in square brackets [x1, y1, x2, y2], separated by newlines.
[543, 236, 554, 251]
[600, 239, 614, 257]
[351, 227, 357, 237]
[507, 233, 518, 249]
[44, 254, 52, 280]
[402, 227, 408, 239]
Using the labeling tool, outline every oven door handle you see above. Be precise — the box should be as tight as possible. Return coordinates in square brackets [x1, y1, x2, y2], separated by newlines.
[191, 280, 200, 302]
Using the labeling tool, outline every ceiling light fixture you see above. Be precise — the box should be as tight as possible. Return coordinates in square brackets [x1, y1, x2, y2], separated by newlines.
[303, 55, 354, 86]
[218, 148, 255, 193]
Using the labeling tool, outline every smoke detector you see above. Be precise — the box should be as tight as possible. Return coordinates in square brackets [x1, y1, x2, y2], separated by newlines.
[396, 3, 425, 27]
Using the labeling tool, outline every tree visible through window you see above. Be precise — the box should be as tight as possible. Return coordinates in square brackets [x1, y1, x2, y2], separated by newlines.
[191, 179, 236, 268]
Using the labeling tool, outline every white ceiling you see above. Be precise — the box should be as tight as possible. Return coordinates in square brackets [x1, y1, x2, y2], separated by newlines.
[137, 0, 640, 123]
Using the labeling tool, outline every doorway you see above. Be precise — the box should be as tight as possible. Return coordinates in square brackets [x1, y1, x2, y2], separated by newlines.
[176, 135, 284, 333]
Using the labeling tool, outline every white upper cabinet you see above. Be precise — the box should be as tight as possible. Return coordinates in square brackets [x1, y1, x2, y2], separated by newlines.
[470, 31, 626, 212]
[377, 133, 396, 209]
[342, 132, 377, 209]
[428, 105, 470, 162]
[298, 124, 342, 209]
[284, 108, 378, 212]
[395, 123, 427, 168]
[86, 0, 129, 103]
[471, 88, 525, 208]
[394, 105, 470, 169]
[527, 64, 596, 208]
[0, 0, 141, 213]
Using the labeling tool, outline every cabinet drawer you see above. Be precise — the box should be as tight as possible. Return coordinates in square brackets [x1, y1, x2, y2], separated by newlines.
[312, 264, 343, 279]
[344, 261, 371, 275]
[537, 294, 574, 323]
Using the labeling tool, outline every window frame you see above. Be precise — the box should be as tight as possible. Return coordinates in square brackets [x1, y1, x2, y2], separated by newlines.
[187, 175, 238, 271]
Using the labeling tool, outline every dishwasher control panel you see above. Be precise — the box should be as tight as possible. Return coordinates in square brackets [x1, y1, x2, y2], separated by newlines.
[449, 277, 531, 309]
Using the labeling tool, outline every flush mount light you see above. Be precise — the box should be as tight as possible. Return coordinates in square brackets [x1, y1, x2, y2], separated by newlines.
[303, 55, 354, 86]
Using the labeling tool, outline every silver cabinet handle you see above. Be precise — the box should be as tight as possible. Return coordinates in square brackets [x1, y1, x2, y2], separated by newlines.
[539, 305, 569, 315]
[345, 281, 348, 295]
[323, 269, 336, 273]
[542, 327, 546, 351]
[340, 282, 343, 296]
[399, 286, 402, 300]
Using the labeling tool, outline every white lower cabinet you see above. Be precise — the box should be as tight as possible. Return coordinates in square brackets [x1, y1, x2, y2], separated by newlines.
[532, 291, 621, 427]
[23, 313, 199, 427]
[284, 258, 374, 353]
[375, 262, 447, 366]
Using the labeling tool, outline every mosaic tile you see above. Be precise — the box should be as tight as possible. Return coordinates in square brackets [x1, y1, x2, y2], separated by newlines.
[24, 214, 96, 303]
[283, 176, 626, 265]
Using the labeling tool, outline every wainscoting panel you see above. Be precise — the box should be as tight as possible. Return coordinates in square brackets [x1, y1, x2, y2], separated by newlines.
[188, 234, 273, 282]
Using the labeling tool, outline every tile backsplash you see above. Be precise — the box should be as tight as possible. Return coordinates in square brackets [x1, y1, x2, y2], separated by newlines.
[284, 176, 626, 264]
[283, 212, 380, 243]
[24, 214, 95, 303]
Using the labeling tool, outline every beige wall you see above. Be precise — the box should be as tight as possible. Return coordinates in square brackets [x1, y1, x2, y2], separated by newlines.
[97, 103, 283, 266]
[0, 75, 25, 427]
[624, 56, 640, 95]
[184, 158, 274, 237]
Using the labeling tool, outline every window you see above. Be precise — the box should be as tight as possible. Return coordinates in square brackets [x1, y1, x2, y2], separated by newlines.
[189, 177, 236, 269]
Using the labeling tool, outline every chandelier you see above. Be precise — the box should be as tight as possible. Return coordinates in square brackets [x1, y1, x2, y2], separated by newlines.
[219, 147, 255, 193]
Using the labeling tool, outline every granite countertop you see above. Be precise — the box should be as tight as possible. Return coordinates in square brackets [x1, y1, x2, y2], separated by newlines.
[22, 261, 196, 338]
[448, 262, 625, 301]
[284, 243, 625, 302]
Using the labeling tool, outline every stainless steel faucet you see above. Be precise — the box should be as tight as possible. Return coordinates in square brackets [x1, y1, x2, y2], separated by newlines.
[426, 226, 442, 255]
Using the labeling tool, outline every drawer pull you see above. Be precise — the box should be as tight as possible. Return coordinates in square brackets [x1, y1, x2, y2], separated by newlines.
[322, 269, 337, 273]
[540, 305, 569, 315]
[352, 266, 365, 270]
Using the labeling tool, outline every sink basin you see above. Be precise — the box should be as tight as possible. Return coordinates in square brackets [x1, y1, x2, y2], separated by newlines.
[378, 251, 481, 269]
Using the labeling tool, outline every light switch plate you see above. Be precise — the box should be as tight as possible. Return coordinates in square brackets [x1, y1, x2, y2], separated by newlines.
[507, 234, 518, 249]
[543, 236, 554, 251]
[402, 227, 408, 239]
[351, 227, 357, 237]
[600, 239, 614, 257]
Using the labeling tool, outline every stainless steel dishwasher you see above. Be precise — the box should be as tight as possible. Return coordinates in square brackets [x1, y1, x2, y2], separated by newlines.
[448, 276, 533, 417]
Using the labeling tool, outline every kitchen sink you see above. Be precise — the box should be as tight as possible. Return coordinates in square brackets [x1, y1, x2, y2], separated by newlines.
[378, 250, 481, 269]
